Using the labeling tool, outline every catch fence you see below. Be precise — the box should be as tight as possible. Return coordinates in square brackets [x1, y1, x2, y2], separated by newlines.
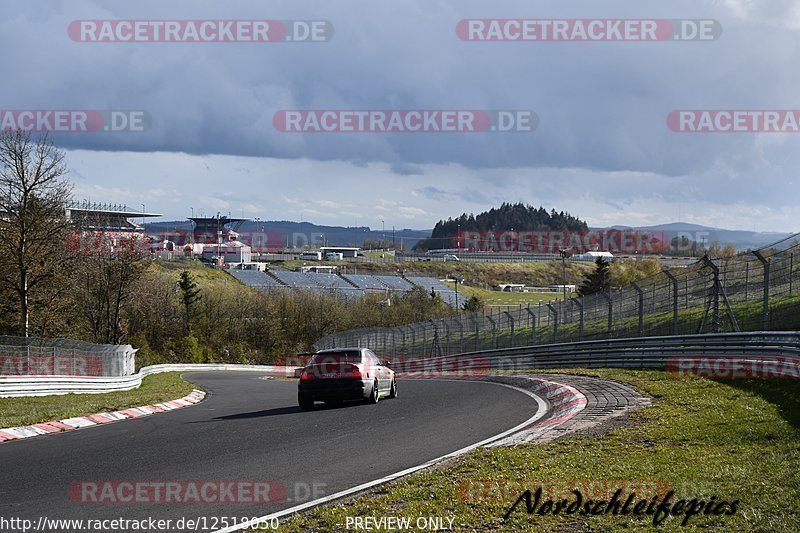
[315, 235, 800, 357]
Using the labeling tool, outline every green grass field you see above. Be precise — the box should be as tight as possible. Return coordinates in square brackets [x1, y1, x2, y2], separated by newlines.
[280, 369, 799, 531]
[441, 281, 572, 307]
[0, 372, 196, 428]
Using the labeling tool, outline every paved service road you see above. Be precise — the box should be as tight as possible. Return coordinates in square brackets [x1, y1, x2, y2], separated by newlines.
[0, 372, 539, 531]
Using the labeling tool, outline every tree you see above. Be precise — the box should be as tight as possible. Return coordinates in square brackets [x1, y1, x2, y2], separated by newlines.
[462, 295, 484, 313]
[577, 257, 611, 297]
[0, 131, 72, 336]
[73, 234, 146, 344]
[178, 270, 202, 331]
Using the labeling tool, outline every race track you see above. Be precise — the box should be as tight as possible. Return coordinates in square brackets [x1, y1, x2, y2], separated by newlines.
[0, 372, 540, 531]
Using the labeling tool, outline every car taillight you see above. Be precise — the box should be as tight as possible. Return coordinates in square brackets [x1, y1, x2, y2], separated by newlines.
[344, 369, 362, 379]
[300, 371, 314, 380]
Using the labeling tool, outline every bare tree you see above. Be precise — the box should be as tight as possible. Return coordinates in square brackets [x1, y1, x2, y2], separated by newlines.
[0, 130, 72, 337]
[73, 234, 146, 344]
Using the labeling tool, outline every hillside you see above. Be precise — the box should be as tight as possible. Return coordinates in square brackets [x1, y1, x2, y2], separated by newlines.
[414, 202, 588, 251]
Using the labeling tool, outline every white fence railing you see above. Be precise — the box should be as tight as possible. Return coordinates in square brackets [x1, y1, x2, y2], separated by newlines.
[0, 364, 299, 398]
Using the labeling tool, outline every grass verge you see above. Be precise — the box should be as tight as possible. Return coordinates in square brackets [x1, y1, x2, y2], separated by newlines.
[442, 281, 571, 307]
[279, 369, 799, 531]
[0, 372, 197, 428]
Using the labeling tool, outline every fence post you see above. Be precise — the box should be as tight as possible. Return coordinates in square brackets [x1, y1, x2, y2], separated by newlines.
[631, 282, 644, 336]
[663, 270, 679, 335]
[745, 262, 749, 301]
[486, 315, 497, 349]
[684, 276, 689, 309]
[600, 289, 613, 337]
[547, 303, 558, 343]
[569, 298, 584, 340]
[526, 307, 537, 344]
[470, 316, 478, 351]
[504, 311, 515, 348]
[440, 319, 451, 355]
[752, 250, 770, 330]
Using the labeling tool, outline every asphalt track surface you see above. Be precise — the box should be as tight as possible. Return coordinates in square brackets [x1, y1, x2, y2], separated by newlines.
[0, 372, 539, 531]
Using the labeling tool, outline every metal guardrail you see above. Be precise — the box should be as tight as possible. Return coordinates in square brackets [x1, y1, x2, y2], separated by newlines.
[0, 364, 299, 397]
[395, 331, 800, 373]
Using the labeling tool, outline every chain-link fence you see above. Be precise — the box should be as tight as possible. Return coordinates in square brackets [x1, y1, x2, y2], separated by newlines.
[315, 235, 800, 357]
[0, 336, 136, 376]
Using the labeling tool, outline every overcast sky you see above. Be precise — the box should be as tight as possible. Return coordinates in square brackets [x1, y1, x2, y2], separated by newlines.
[2, 1, 799, 231]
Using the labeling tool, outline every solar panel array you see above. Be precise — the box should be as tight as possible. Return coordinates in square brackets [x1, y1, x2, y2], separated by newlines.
[228, 270, 459, 307]
[405, 276, 461, 307]
[228, 269, 284, 287]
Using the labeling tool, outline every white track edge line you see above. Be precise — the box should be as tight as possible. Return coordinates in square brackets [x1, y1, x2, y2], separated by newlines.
[213, 379, 549, 533]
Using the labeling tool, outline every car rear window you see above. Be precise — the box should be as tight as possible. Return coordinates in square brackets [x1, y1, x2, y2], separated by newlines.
[309, 352, 362, 364]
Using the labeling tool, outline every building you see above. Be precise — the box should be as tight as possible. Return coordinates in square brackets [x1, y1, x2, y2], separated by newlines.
[577, 251, 615, 261]
[319, 246, 360, 258]
[202, 233, 252, 265]
[495, 283, 526, 293]
[66, 202, 161, 253]
[301, 265, 338, 274]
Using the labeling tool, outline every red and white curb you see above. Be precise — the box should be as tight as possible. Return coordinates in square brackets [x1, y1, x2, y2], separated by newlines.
[0, 389, 205, 443]
[485, 377, 587, 446]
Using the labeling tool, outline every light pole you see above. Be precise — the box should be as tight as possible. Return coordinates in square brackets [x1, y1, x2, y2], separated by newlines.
[454, 274, 463, 311]
[381, 219, 385, 249]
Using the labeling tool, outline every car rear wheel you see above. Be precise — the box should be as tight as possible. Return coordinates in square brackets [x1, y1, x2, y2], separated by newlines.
[388, 378, 397, 399]
[368, 380, 380, 404]
[298, 393, 314, 410]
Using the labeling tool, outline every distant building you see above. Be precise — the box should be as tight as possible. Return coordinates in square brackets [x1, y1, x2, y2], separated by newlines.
[319, 246, 360, 258]
[549, 284, 577, 293]
[66, 202, 161, 254]
[202, 233, 252, 265]
[495, 283, 527, 293]
[577, 251, 614, 261]
[301, 265, 338, 274]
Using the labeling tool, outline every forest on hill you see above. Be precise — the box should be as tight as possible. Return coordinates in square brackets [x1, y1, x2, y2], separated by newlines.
[413, 202, 588, 251]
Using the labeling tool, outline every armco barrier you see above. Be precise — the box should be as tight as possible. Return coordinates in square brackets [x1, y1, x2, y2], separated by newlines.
[0, 364, 299, 398]
[381, 331, 800, 375]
